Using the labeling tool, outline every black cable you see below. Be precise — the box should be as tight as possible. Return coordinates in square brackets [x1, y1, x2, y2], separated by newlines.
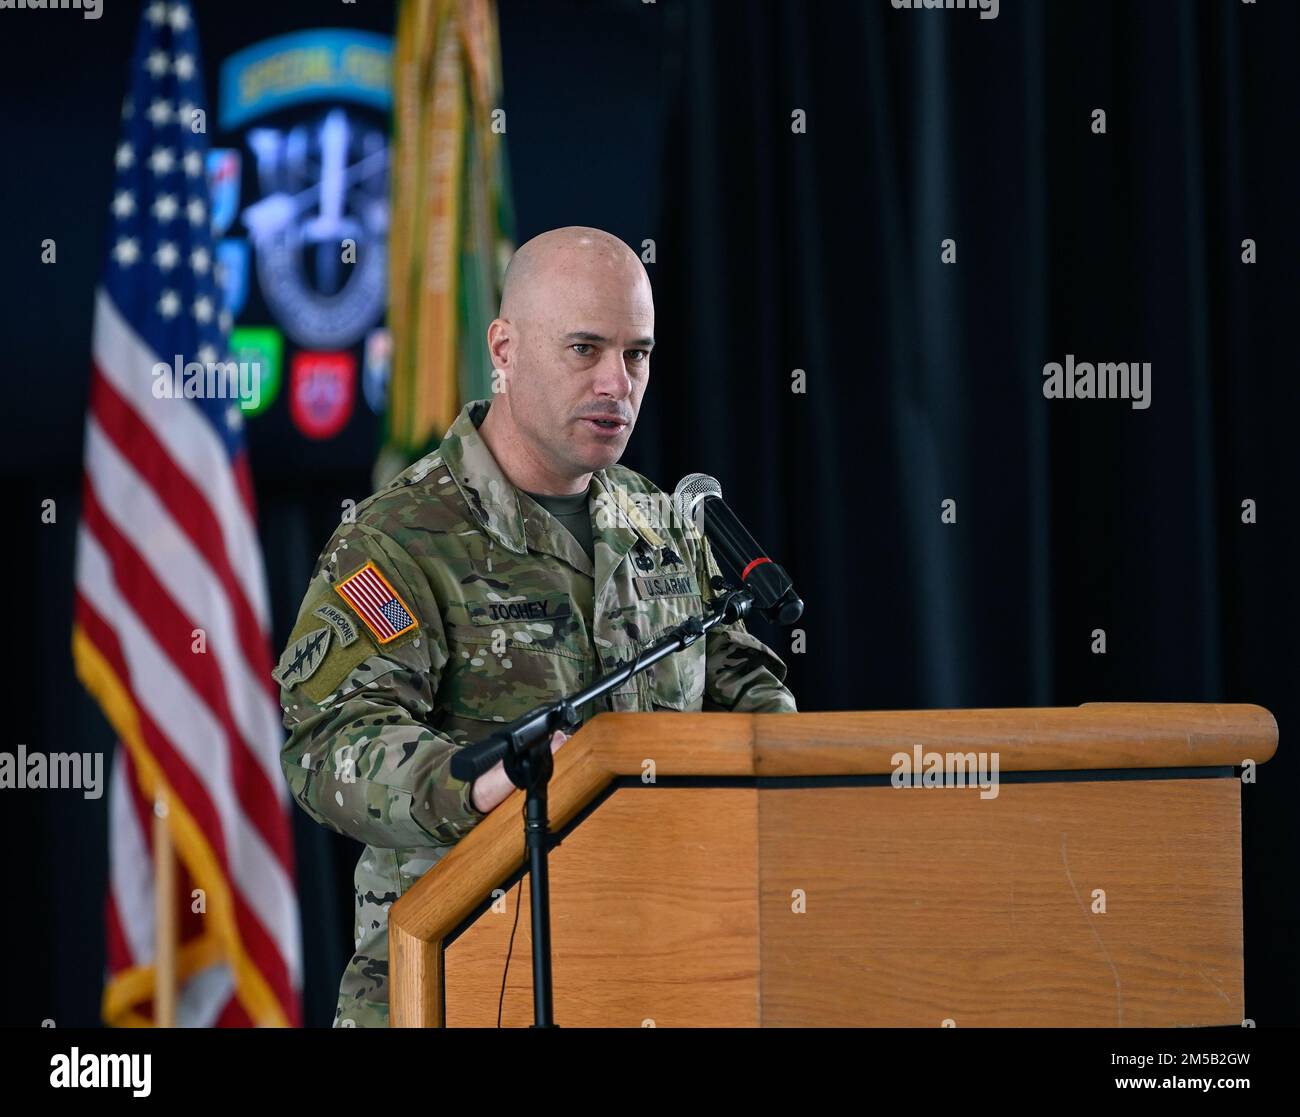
[497, 875, 523, 1027]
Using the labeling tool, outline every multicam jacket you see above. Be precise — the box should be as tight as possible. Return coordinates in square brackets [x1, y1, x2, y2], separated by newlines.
[276, 399, 797, 1027]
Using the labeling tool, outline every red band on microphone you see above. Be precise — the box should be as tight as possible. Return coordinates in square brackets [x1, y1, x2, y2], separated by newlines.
[741, 556, 772, 581]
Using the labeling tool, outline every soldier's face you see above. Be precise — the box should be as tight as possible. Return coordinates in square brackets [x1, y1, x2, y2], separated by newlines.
[509, 269, 654, 477]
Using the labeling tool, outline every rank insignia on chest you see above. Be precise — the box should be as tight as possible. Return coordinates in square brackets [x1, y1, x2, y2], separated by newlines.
[633, 543, 656, 572]
[335, 561, 418, 644]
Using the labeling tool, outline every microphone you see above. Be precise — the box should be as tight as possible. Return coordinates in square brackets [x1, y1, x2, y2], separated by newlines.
[672, 474, 804, 625]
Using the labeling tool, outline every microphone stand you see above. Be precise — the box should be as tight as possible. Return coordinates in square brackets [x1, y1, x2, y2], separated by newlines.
[449, 580, 755, 1028]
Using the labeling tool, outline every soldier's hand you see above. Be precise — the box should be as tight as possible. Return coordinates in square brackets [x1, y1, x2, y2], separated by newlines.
[470, 730, 571, 814]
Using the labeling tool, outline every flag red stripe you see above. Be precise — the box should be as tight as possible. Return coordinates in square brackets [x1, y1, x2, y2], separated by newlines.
[232, 450, 258, 525]
[89, 364, 278, 702]
[80, 484, 293, 874]
[215, 993, 253, 1028]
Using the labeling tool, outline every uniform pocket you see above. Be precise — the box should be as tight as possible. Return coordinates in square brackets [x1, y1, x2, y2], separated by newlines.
[606, 590, 709, 712]
[646, 640, 706, 711]
[439, 622, 587, 725]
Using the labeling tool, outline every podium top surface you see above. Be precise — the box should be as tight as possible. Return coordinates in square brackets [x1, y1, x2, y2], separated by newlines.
[582, 702, 1277, 776]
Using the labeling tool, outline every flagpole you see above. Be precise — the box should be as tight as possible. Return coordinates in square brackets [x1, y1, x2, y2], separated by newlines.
[153, 795, 177, 1027]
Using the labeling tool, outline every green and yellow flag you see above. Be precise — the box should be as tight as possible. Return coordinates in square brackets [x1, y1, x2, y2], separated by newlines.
[381, 0, 515, 483]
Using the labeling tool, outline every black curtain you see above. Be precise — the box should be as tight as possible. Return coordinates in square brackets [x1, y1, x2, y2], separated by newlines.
[633, 0, 1299, 1025]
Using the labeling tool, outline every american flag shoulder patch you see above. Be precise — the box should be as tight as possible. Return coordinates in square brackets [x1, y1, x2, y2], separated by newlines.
[334, 561, 419, 645]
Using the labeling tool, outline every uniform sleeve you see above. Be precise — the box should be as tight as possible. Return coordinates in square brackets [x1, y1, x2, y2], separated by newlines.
[697, 537, 798, 714]
[276, 522, 487, 850]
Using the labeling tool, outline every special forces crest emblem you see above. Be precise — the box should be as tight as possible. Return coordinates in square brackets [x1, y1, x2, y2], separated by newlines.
[241, 107, 388, 350]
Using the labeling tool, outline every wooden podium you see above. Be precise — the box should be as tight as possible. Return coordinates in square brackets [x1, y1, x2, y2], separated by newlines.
[388, 703, 1277, 1027]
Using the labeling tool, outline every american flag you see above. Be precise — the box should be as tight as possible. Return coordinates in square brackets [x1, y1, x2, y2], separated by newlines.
[72, 0, 301, 1027]
[335, 563, 417, 644]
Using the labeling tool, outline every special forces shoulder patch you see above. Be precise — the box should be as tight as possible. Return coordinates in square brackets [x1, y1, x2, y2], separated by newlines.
[273, 626, 331, 687]
[334, 561, 418, 645]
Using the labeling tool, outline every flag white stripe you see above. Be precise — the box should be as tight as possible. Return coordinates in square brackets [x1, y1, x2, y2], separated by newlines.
[109, 756, 154, 965]
[177, 963, 237, 1028]
[85, 419, 283, 789]
[78, 527, 302, 982]
[92, 289, 271, 631]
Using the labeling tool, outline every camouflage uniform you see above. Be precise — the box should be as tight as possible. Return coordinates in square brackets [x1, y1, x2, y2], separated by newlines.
[276, 399, 796, 1027]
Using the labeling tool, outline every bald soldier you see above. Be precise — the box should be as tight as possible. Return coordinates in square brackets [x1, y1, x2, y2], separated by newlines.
[276, 227, 797, 1027]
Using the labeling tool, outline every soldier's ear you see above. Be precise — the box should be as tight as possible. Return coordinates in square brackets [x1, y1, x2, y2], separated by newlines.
[487, 318, 514, 377]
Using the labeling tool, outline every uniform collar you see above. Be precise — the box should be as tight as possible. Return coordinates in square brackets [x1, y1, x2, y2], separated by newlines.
[438, 400, 663, 585]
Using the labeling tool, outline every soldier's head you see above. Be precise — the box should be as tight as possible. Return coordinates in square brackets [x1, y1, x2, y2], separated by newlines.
[485, 227, 654, 488]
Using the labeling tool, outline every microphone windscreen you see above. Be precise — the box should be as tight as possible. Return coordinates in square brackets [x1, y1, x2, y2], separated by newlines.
[673, 473, 722, 535]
